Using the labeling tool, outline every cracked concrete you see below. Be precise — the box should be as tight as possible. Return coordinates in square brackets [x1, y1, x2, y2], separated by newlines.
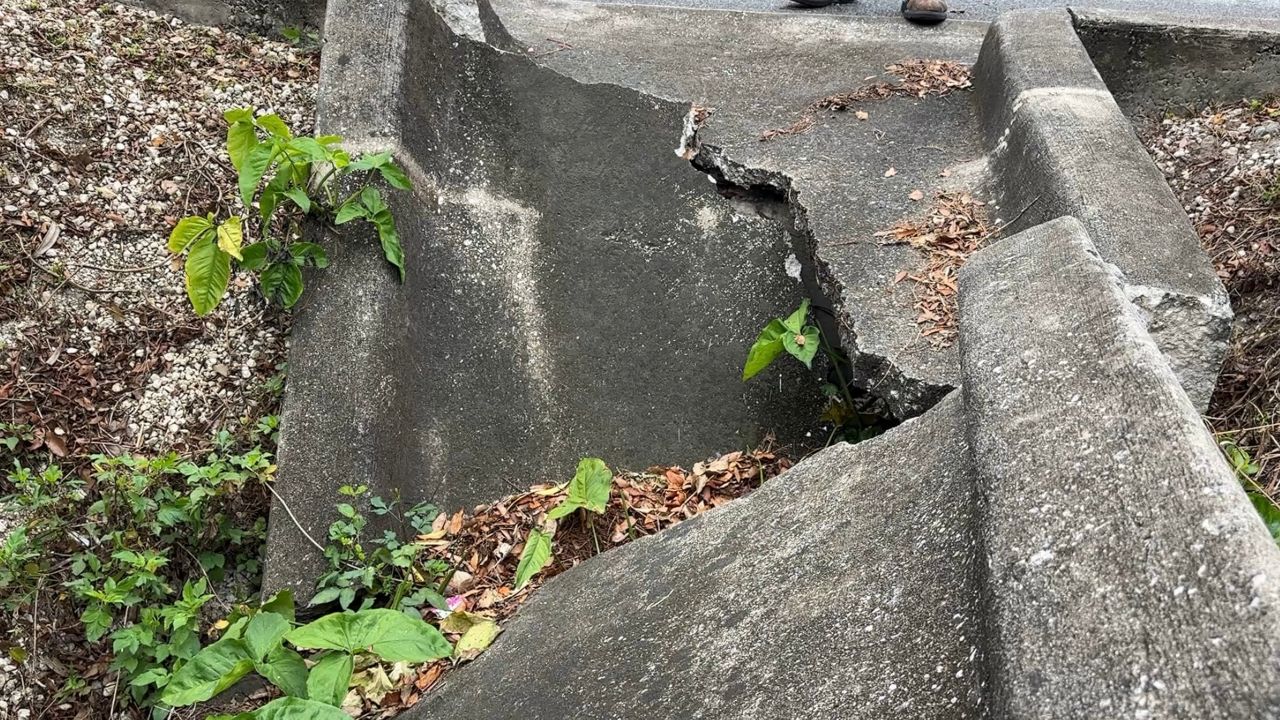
[491, 0, 990, 418]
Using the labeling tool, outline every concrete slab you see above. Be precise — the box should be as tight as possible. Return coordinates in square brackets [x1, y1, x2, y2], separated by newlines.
[959, 216, 1280, 717]
[409, 393, 987, 720]
[972, 9, 1230, 410]
[493, 0, 992, 416]
[407, 215, 1280, 720]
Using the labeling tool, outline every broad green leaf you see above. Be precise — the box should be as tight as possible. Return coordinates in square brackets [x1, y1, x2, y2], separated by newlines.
[348, 151, 390, 172]
[168, 216, 214, 254]
[281, 188, 311, 213]
[260, 261, 304, 308]
[184, 235, 232, 316]
[256, 645, 308, 698]
[1250, 492, 1280, 542]
[361, 609, 452, 662]
[289, 242, 329, 268]
[160, 637, 254, 707]
[223, 107, 254, 125]
[333, 199, 364, 225]
[742, 319, 787, 381]
[286, 137, 327, 162]
[285, 612, 367, 653]
[782, 299, 810, 333]
[378, 162, 413, 191]
[454, 618, 500, 661]
[246, 697, 352, 720]
[316, 134, 343, 146]
[513, 528, 552, 590]
[226, 120, 258, 172]
[304, 651, 352, 707]
[239, 243, 269, 271]
[243, 611, 290, 661]
[369, 211, 405, 282]
[255, 114, 292, 139]
[216, 216, 244, 261]
[360, 186, 387, 214]
[239, 143, 277, 207]
[548, 458, 611, 519]
[782, 324, 820, 368]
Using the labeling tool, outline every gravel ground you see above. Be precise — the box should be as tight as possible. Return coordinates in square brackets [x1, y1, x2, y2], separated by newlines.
[1, 0, 317, 715]
[1, 0, 317, 461]
[1145, 99, 1280, 497]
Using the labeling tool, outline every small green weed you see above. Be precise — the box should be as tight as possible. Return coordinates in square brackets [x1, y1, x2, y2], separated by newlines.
[1220, 437, 1280, 545]
[312, 485, 447, 613]
[0, 419, 278, 709]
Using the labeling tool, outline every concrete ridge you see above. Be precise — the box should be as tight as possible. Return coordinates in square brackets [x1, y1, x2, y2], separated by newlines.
[972, 7, 1230, 411]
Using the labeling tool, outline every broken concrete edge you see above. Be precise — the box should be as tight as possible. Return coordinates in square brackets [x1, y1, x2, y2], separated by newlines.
[972, 8, 1230, 412]
[957, 216, 1280, 715]
[691, 143, 954, 419]
[409, 216, 1280, 718]
[1070, 7, 1280, 122]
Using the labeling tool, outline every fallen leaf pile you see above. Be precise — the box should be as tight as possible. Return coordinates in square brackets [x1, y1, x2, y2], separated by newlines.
[877, 192, 993, 346]
[344, 446, 792, 717]
[760, 59, 972, 141]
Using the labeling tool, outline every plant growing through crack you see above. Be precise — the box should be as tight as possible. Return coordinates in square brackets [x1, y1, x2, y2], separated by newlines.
[743, 300, 879, 442]
[167, 107, 412, 315]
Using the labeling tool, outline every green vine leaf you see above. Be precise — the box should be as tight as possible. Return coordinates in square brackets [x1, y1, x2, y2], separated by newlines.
[260, 262, 304, 308]
[159, 636, 254, 707]
[255, 114, 292, 140]
[742, 319, 787, 381]
[304, 651, 352, 707]
[184, 235, 232, 317]
[782, 298, 810, 333]
[547, 458, 612, 520]
[782, 324, 820, 368]
[256, 645, 309, 699]
[513, 528, 553, 590]
[168, 215, 214, 254]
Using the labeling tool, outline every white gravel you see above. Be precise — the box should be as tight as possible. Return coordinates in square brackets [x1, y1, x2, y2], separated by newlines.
[1, 0, 318, 451]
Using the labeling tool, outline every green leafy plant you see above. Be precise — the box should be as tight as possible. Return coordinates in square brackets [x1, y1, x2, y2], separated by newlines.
[512, 457, 613, 590]
[1220, 437, 1280, 544]
[742, 300, 881, 443]
[742, 299, 820, 381]
[0, 419, 278, 709]
[162, 602, 451, 710]
[312, 485, 447, 613]
[167, 108, 413, 315]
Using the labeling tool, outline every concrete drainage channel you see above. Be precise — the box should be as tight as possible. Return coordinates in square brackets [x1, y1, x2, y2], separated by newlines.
[235, 0, 1280, 715]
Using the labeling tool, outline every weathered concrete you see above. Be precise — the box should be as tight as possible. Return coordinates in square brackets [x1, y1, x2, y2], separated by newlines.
[1073, 9, 1280, 121]
[959, 216, 1280, 718]
[490, 0, 991, 417]
[414, 393, 989, 719]
[264, 0, 826, 596]
[972, 8, 1231, 411]
[408, 216, 1280, 720]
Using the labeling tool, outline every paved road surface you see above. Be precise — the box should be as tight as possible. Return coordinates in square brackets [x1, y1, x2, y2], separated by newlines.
[591, 0, 1280, 22]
